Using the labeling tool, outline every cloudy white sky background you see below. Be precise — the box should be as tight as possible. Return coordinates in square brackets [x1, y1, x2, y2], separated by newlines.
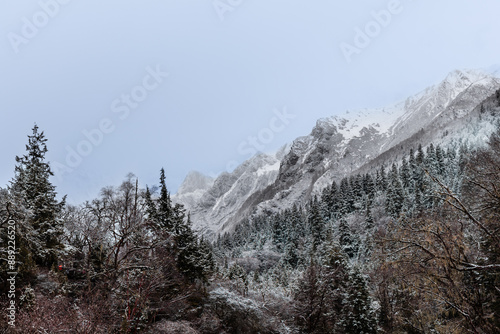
[1, 0, 500, 203]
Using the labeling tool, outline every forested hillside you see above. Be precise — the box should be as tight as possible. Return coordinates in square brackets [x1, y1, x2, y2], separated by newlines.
[1, 94, 500, 333]
[214, 103, 500, 333]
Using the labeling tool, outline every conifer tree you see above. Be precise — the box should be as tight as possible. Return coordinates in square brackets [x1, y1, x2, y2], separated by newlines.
[271, 213, 285, 250]
[408, 148, 416, 193]
[365, 203, 374, 230]
[400, 157, 411, 190]
[435, 145, 445, 176]
[416, 144, 425, 165]
[291, 204, 306, 239]
[339, 219, 357, 258]
[352, 174, 364, 208]
[175, 213, 209, 281]
[308, 197, 325, 251]
[376, 165, 388, 192]
[145, 169, 212, 282]
[328, 181, 340, 218]
[342, 268, 377, 334]
[10, 125, 65, 266]
[339, 177, 354, 214]
[414, 144, 426, 195]
[386, 163, 404, 217]
[362, 173, 376, 200]
[283, 235, 300, 268]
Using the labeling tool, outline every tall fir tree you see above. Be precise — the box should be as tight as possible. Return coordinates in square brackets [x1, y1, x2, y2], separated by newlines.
[339, 219, 357, 258]
[145, 169, 214, 282]
[386, 163, 404, 217]
[341, 268, 377, 334]
[400, 157, 411, 190]
[10, 125, 65, 266]
[362, 173, 376, 201]
[376, 165, 388, 192]
[308, 196, 325, 252]
[435, 144, 445, 176]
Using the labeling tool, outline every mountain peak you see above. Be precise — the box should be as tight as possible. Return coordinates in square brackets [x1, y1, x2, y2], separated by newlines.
[176, 171, 214, 196]
[441, 68, 494, 88]
[176, 67, 500, 239]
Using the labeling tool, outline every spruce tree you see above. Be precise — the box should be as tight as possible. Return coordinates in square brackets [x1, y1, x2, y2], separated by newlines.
[362, 173, 376, 201]
[339, 177, 354, 214]
[158, 168, 175, 231]
[342, 268, 377, 334]
[386, 163, 404, 217]
[352, 174, 364, 206]
[408, 148, 416, 193]
[308, 197, 325, 251]
[272, 214, 285, 250]
[10, 125, 65, 266]
[376, 165, 388, 192]
[339, 219, 357, 258]
[283, 235, 300, 268]
[175, 213, 207, 281]
[328, 181, 340, 219]
[435, 145, 445, 176]
[416, 144, 425, 165]
[400, 157, 411, 190]
[145, 169, 211, 282]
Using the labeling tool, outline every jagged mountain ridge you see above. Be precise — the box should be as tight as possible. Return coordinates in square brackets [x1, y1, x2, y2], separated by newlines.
[173, 171, 214, 209]
[174, 68, 500, 238]
[173, 147, 288, 237]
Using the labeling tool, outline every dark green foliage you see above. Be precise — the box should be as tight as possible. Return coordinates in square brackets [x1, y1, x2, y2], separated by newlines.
[385, 163, 404, 217]
[294, 247, 376, 334]
[308, 197, 325, 251]
[339, 219, 357, 258]
[342, 268, 377, 334]
[400, 157, 411, 189]
[435, 145, 445, 176]
[145, 169, 213, 282]
[283, 236, 300, 268]
[9, 125, 65, 267]
[339, 177, 354, 214]
[362, 173, 376, 200]
[145, 168, 175, 232]
[376, 165, 388, 192]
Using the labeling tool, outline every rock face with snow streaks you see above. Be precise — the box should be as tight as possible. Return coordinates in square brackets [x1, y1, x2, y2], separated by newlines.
[174, 69, 500, 238]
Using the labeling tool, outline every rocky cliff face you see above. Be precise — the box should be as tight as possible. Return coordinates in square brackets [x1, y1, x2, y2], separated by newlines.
[173, 148, 288, 238]
[174, 69, 500, 238]
[173, 171, 214, 209]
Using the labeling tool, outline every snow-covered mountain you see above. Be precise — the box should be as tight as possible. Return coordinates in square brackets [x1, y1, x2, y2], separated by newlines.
[173, 171, 214, 209]
[173, 147, 289, 238]
[174, 68, 500, 238]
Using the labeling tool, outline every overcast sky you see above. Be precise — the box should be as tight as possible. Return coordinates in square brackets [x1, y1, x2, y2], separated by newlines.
[1, 0, 500, 203]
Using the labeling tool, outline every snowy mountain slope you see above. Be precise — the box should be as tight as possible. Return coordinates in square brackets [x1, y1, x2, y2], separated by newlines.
[172, 171, 214, 209]
[354, 89, 500, 178]
[175, 68, 500, 238]
[174, 147, 288, 238]
[383, 69, 500, 149]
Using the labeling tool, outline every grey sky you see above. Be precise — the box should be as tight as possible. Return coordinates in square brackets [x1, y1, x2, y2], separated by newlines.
[1, 0, 499, 203]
